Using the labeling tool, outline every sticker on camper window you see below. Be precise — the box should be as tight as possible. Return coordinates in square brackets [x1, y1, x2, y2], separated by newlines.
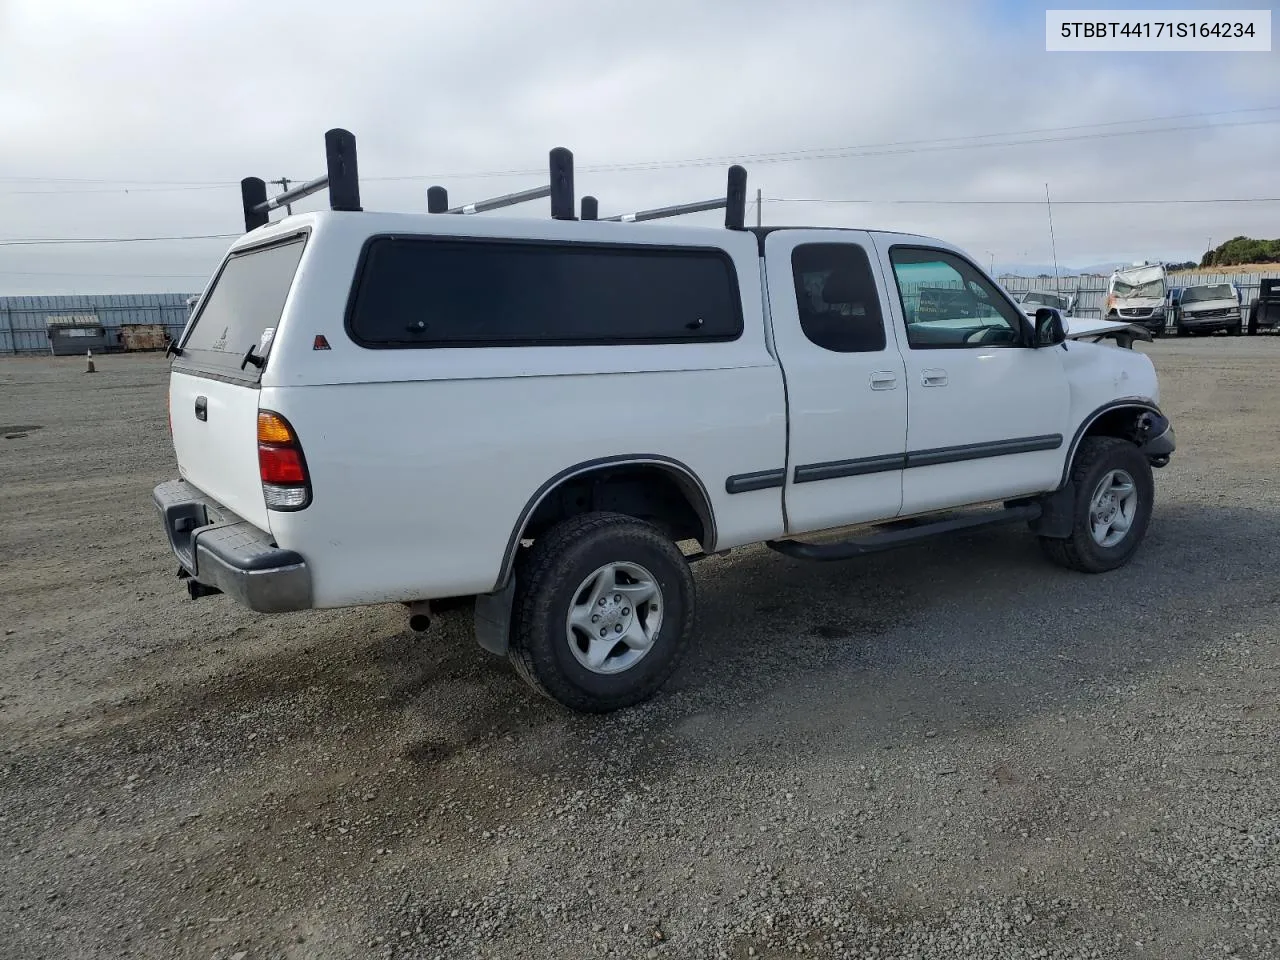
[259, 327, 275, 352]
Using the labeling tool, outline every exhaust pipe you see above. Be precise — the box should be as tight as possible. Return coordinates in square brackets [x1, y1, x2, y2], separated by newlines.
[407, 600, 432, 634]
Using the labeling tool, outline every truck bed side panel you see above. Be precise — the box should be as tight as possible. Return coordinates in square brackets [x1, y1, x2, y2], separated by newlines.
[263, 365, 786, 607]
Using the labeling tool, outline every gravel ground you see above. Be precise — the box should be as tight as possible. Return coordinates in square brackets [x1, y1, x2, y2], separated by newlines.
[1, 337, 1277, 960]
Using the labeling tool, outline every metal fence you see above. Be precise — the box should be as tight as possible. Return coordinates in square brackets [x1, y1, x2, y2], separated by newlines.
[0, 293, 194, 355]
[997, 270, 1280, 323]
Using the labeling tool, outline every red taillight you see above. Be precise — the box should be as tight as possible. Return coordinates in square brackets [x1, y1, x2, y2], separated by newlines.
[257, 410, 310, 510]
[258, 445, 306, 484]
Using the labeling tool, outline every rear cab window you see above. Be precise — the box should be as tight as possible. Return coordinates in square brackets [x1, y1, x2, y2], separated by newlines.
[344, 236, 743, 348]
[175, 234, 307, 382]
[790, 242, 888, 353]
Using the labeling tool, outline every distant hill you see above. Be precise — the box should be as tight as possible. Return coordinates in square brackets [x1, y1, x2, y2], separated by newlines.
[1201, 236, 1280, 267]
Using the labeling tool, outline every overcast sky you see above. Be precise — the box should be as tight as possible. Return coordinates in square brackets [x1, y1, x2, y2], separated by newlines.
[1, 0, 1278, 294]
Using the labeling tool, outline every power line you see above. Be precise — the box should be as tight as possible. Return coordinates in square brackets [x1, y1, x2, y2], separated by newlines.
[0, 269, 208, 279]
[2, 182, 239, 196]
[764, 196, 1280, 205]
[365, 112, 1280, 181]
[0, 233, 237, 247]
[3, 193, 1278, 246]
[2, 105, 1278, 193]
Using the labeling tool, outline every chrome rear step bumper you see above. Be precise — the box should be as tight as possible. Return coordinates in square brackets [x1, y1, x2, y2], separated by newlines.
[153, 479, 312, 613]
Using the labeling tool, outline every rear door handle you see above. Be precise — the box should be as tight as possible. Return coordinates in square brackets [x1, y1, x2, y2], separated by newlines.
[921, 369, 948, 387]
[194, 396, 207, 421]
[869, 371, 898, 390]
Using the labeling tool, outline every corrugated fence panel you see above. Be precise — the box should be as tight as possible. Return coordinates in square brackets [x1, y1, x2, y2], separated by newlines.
[998, 269, 1280, 321]
[0, 292, 197, 355]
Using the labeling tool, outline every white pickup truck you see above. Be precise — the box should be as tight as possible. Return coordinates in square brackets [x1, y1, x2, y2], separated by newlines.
[154, 129, 1176, 712]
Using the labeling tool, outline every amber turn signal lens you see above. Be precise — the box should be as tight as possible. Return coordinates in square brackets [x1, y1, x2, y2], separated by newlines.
[257, 411, 295, 445]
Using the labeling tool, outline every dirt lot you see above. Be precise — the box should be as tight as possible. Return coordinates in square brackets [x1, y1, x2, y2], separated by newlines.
[1, 339, 1277, 960]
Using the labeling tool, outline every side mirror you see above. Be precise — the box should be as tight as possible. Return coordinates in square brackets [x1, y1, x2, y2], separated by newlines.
[1034, 307, 1067, 347]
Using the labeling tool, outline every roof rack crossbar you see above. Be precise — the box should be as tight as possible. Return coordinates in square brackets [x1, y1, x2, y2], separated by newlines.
[602, 196, 727, 223]
[239, 127, 361, 232]
[600, 164, 749, 227]
[253, 173, 329, 216]
[446, 183, 551, 215]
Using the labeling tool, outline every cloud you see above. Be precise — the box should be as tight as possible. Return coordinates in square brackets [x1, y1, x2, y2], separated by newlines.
[1, 0, 1277, 293]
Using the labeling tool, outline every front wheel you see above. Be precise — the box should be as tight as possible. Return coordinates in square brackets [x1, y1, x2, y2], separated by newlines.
[508, 511, 695, 712]
[1040, 437, 1154, 574]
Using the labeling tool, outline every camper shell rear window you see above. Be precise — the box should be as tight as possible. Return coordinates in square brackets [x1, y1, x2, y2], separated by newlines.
[344, 235, 744, 348]
[175, 233, 307, 382]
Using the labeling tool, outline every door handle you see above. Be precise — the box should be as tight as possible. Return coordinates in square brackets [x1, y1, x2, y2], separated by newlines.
[194, 396, 207, 421]
[921, 369, 948, 387]
[869, 371, 898, 390]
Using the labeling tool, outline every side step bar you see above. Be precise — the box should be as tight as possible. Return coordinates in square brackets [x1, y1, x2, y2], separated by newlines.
[766, 503, 1042, 562]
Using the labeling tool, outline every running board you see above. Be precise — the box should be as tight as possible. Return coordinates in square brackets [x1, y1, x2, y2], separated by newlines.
[765, 503, 1042, 562]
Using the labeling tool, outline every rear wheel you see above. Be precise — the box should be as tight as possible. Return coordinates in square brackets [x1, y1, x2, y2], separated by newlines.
[1040, 437, 1154, 574]
[508, 511, 695, 712]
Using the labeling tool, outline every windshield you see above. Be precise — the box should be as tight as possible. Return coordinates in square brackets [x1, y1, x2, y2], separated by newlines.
[1112, 278, 1165, 299]
[1180, 284, 1234, 303]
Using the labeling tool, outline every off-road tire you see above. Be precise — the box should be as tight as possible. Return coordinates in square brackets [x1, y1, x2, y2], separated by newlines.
[1039, 437, 1154, 574]
[508, 511, 695, 712]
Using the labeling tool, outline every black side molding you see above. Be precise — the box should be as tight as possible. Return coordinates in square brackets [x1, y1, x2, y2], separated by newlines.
[790, 435, 1065, 487]
[795, 454, 904, 484]
[725, 469, 786, 494]
[906, 434, 1063, 469]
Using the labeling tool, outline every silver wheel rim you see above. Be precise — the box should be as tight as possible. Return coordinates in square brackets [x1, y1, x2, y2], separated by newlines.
[1088, 468, 1139, 548]
[565, 561, 663, 675]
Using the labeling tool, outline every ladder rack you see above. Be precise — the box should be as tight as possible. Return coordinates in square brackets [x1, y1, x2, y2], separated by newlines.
[239, 128, 748, 233]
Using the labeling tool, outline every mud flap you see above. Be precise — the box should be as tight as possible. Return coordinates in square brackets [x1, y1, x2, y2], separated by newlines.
[1028, 482, 1076, 539]
[473, 577, 516, 657]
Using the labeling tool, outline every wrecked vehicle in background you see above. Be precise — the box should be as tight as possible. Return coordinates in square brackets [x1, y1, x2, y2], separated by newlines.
[1106, 262, 1168, 337]
[1008, 288, 1151, 349]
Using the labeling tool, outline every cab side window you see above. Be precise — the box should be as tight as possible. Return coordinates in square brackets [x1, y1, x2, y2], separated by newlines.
[889, 247, 1027, 349]
[790, 243, 887, 353]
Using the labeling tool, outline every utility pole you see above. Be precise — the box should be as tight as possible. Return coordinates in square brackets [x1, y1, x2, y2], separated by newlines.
[270, 177, 293, 215]
[1045, 182, 1061, 294]
[756, 188, 762, 228]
